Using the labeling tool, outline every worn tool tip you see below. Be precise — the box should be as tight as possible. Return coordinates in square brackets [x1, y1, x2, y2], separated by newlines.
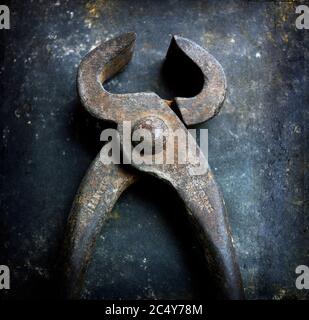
[171, 34, 185, 43]
[121, 32, 136, 44]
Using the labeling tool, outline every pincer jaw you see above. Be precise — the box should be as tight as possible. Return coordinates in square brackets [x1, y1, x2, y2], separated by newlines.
[77, 32, 226, 127]
[77, 32, 137, 122]
[165, 35, 227, 127]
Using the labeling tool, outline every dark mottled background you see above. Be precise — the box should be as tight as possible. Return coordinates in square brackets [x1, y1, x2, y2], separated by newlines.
[0, 0, 308, 299]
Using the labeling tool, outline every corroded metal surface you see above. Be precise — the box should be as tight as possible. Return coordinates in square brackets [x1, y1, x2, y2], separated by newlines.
[1, 0, 307, 301]
[64, 33, 244, 299]
[166, 35, 227, 126]
[64, 156, 138, 298]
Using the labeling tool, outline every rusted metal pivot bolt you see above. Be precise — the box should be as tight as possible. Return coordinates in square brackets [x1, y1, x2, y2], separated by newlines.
[131, 116, 168, 155]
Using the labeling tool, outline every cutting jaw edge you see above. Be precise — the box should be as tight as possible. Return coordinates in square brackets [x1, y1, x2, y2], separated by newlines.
[77, 32, 226, 126]
[65, 33, 243, 299]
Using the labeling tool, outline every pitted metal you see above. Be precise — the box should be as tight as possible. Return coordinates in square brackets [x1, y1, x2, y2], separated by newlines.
[64, 32, 244, 299]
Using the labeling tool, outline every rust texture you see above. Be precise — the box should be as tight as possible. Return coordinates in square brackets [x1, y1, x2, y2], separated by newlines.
[64, 33, 244, 299]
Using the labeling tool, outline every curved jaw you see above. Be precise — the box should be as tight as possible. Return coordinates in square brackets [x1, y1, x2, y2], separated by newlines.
[77, 32, 137, 123]
[77, 33, 227, 127]
[165, 35, 227, 126]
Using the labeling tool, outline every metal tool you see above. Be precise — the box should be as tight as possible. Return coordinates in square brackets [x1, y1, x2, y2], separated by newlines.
[63, 33, 244, 299]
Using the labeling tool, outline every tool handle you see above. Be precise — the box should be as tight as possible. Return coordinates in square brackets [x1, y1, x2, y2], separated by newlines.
[171, 168, 244, 299]
[63, 156, 137, 298]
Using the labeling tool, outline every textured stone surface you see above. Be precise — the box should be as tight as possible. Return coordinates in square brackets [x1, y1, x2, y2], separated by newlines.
[0, 0, 308, 299]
